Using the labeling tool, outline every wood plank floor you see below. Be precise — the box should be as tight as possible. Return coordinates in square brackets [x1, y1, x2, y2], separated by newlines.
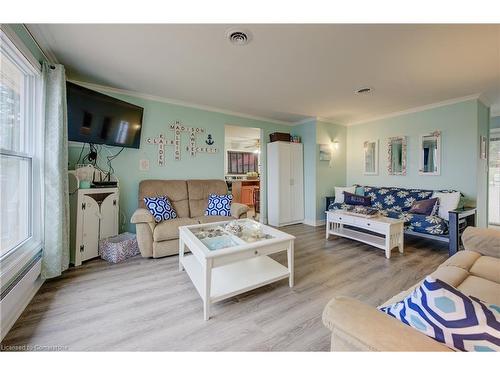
[1, 224, 448, 351]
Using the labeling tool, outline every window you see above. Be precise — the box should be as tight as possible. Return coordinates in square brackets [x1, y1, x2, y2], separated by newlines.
[227, 151, 259, 174]
[0, 30, 42, 261]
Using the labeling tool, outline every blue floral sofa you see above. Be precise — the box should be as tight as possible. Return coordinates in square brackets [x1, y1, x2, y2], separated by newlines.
[328, 185, 476, 255]
[329, 186, 447, 235]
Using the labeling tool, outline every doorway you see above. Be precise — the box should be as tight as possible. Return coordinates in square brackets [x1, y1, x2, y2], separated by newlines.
[224, 125, 263, 222]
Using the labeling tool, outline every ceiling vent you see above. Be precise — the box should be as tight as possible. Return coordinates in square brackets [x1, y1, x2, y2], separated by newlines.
[355, 87, 373, 95]
[226, 28, 252, 46]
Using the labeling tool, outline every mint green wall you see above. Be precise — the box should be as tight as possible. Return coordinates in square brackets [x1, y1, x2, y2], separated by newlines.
[492, 116, 500, 129]
[346, 99, 488, 226]
[316, 121, 347, 221]
[294, 121, 317, 224]
[68, 89, 290, 232]
[476, 102, 490, 227]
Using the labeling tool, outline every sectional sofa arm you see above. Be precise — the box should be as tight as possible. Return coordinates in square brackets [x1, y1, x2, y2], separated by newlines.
[322, 296, 451, 352]
[231, 202, 249, 219]
[131, 208, 156, 224]
[462, 227, 500, 258]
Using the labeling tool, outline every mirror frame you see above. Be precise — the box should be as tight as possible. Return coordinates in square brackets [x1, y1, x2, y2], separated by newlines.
[419, 130, 441, 176]
[363, 139, 379, 175]
[387, 136, 407, 176]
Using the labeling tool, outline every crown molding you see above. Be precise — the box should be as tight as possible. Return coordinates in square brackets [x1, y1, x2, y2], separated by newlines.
[69, 80, 294, 127]
[290, 117, 317, 126]
[316, 117, 347, 126]
[347, 94, 483, 126]
[24, 24, 59, 64]
[478, 93, 492, 108]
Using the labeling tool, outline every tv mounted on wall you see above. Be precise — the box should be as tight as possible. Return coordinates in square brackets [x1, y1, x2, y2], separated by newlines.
[67, 82, 144, 149]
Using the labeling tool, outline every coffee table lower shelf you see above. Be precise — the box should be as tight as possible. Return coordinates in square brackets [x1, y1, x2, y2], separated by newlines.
[330, 227, 386, 249]
[182, 254, 290, 304]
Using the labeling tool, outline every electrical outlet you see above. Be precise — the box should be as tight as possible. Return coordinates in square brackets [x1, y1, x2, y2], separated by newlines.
[139, 159, 150, 171]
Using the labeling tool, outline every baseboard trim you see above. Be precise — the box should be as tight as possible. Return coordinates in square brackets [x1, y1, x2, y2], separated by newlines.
[0, 258, 43, 342]
[303, 219, 326, 227]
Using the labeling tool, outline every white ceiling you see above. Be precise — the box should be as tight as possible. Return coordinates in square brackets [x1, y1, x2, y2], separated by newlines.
[28, 24, 500, 124]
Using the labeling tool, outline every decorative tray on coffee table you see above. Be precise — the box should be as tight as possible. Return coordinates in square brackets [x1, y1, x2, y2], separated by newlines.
[344, 206, 380, 218]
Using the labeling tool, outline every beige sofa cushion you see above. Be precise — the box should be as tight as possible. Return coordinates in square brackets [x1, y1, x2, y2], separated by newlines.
[469, 256, 500, 284]
[196, 215, 233, 224]
[462, 226, 500, 258]
[187, 180, 228, 218]
[430, 266, 470, 287]
[153, 217, 198, 242]
[456, 276, 500, 305]
[439, 250, 481, 271]
[139, 180, 190, 218]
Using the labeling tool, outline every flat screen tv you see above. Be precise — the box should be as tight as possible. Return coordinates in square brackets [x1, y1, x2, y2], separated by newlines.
[67, 82, 144, 149]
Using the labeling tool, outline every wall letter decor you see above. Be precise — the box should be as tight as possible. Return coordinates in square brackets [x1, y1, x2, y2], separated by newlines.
[146, 120, 218, 166]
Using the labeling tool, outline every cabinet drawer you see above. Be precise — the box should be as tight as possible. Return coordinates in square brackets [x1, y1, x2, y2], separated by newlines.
[328, 212, 356, 225]
[354, 217, 387, 233]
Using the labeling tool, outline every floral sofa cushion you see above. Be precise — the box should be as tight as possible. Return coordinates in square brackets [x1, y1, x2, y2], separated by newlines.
[362, 186, 434, 211]
[384, 209, 448, 235]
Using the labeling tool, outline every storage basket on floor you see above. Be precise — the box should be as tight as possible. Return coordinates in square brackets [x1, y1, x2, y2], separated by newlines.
[99, 232, 140, 263]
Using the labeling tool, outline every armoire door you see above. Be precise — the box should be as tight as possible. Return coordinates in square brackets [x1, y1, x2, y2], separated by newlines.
[80, 195, 100, 262]
[278, 142, 292, 224]
[100, 192, 119, 240]
[290, 144, 304, 222]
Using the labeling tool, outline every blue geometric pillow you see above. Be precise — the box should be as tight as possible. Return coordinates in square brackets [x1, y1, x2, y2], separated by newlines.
[205, 194, 232, 216]
[379, 276, 500, 351]
[144, 196, 177, 223]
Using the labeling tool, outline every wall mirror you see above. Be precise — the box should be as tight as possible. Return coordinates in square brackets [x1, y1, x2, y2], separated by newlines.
[363, 140, 378, 175]
[419, 131, 441, 175]
[387, 136, 407, 175]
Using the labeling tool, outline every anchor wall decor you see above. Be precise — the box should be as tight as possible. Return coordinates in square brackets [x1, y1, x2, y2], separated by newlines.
[146, 120, 218, 166]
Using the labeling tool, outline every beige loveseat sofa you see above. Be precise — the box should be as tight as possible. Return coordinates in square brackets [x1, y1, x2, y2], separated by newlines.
[131, 179, 249, 258]
[322, 227, 500, 351]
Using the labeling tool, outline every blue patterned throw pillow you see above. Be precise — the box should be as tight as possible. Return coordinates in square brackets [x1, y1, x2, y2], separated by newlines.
[144, 196, 177, 223]
[379, 276, 500, 352]
[205, 194, 232, 216]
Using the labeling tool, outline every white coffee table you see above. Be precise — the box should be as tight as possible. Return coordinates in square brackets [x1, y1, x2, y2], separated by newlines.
[179, 219, 295, 320]
[326, 210, 404, 259]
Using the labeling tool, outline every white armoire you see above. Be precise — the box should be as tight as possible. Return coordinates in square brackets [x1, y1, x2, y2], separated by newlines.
[267, 141, 304, 226]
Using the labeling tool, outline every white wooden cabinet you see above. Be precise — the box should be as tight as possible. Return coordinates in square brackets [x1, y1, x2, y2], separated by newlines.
[69, 187, 119, 266]
[267, 141, 304, 226]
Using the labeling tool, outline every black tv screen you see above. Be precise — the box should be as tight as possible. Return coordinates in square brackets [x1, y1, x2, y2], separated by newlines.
[67, 82, 144, 149]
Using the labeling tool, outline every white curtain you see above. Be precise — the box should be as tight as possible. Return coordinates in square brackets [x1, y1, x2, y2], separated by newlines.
[41, 62, 70, 279]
